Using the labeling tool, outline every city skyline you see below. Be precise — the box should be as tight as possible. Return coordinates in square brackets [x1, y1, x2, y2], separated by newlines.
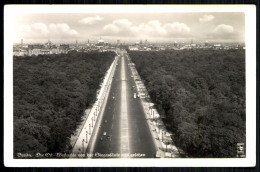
[14, 12, 245, 44]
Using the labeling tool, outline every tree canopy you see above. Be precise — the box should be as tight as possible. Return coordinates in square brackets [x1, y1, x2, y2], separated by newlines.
[129, 49, 245, 157]
[13, 51, 115, 158]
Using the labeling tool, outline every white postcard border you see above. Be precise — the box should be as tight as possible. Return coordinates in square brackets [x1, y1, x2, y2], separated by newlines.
[4, 5, 256, 167]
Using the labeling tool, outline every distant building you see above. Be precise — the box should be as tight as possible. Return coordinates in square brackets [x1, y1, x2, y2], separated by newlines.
[41, 49, 51, 55]
[28, 48, 41, 56]
[213, 44, 223, 49]
[28, 44, 45, 49]
[96, 39, 105, 47]
[128, 46, 139, 51]
[58, 44, 69, 54]
[13, 49, 27, 56]
[45, 40, 52, 49]
[59, 44, 69, 50]
[173, 41, 178, 47]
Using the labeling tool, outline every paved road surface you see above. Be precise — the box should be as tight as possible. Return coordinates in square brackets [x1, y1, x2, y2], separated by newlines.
[86, 50, 156, 158]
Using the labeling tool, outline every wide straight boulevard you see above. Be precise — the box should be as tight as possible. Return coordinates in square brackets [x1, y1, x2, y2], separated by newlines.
[86, 50, 156, 158]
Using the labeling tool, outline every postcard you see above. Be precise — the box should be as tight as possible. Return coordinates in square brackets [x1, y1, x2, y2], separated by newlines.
[4, 5, 256, 167]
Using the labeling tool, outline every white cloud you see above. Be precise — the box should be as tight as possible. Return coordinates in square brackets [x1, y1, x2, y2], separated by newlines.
[17, 23, 78, 39]
[79, 16, 103, 25]
[49, 23, 78, 36]
[112, 19, 132, 28]
[199, 15, 215, 23]
[133, 20, 167, 36]
[102, 19, 190, 37]
[213, 24, 234, 34]
[19, 24, 31, 32]
[31, 23, 49, 35]
[103, 19, 136, 36]
[164, 22, 190, 35]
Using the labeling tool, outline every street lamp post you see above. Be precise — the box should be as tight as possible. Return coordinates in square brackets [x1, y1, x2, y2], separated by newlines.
[94, 112, 96, 121]
[82, 139, 85, 152]
[86, 131, 88, 143]
[89, 124, 91, 135]
[162, 130, 164, 142]
[91, 117, 93, 127]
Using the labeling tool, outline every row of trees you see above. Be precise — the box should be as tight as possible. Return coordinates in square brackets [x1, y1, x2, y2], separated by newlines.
[13, 51, 115, 158]
[129, 49, 245, 157]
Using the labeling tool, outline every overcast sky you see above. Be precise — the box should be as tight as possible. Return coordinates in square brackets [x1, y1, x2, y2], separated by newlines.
[14, 12, 245, 44]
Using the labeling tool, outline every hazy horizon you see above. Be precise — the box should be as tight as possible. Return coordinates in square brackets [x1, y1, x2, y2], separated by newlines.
[14, 12, 245, 44]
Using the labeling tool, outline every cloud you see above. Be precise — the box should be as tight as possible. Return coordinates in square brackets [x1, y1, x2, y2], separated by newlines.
[199, 15, 215, 23]
[164, 22, 190, 36]
[103, 19, 133, 35]
[204, 24, 235, 40]
[213, 24, 234, 34]
[132, 20, 167, 36]
[19, 24, 32, 32]
[102, 19, 190, 38]
[17, 23, 78, 39]
[79, 16, 103, 25]
[48, 23, 78, 35]
[31, 23, 49, 35]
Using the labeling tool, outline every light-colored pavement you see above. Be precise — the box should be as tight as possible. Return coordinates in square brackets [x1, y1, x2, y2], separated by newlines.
[72, 49, 183, 158]
[70, 53, 118, 157]
[120, 54, 130, 157]
[127, 53, 184, 158]
[86, 50, 156, 158]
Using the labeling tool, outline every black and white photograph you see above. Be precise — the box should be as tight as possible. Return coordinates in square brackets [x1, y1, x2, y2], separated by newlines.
[4, 5, 256, 167]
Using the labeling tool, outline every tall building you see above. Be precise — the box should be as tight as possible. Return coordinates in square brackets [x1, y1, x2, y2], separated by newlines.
[45, 40, 53, 49]
[21, 39, 23, 46]
[96, 39, 105, 47]
[205, 41, 209, 46]
[173, 41, 178, 47]
[117, 40, 120, 45]
[76, 40, 78, 47]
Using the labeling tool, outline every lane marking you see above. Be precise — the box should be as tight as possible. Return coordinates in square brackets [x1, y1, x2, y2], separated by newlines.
[120, 53, 130, 158]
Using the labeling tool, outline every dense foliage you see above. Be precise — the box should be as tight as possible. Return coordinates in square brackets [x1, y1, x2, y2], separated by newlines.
[129, 49, 245, 157]
[13, 51, 115, 158]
